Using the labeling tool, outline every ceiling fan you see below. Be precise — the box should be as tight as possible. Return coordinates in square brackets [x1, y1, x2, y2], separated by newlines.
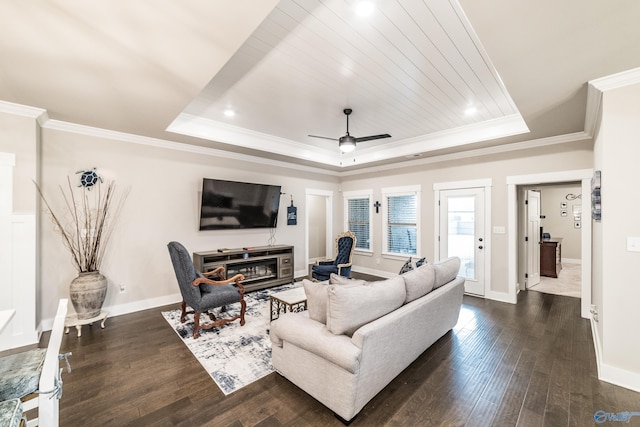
[308, 108, 391, 153]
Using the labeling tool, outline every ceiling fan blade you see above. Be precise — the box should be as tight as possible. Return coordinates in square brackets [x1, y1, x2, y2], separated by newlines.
[355, 134, 391, 143]
[308, 134, 338, 141]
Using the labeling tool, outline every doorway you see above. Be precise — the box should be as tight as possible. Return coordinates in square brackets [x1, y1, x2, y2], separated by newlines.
[434, 180, 491, 297]
[507, 170, 592, 318]
[305, 189, 333, 270]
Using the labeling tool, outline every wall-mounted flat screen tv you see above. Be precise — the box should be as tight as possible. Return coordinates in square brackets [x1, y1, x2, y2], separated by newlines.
[199, 178, 282, 230]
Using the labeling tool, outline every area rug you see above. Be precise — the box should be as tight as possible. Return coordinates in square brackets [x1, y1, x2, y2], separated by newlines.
[161, 283, 297, 395]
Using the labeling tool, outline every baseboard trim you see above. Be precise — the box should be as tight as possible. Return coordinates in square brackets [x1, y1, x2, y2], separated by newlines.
[590, 316, 640, 392]
[39, 293, 182, 332]
[563, 258, 582, 264]
[485, 290, 516, 304]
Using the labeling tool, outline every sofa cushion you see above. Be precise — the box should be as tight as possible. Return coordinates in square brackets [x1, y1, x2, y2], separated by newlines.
[433, 257, 461, 289]
[303, 278, 363, 324]
[402, 263, 436, 303]
[329, 273, 366, 286]
[326, 276, 406, 336]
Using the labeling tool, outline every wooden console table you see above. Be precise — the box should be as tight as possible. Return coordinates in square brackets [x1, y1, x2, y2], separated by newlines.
[540, 238, 563, 278]
[193, 245, 294, 292]
[64, 311, 108, 337]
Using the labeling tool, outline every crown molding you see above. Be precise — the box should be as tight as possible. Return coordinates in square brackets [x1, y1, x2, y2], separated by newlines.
[167, 113, 338, 166]
[0, 100, 47, 120]
[585, 67, 640, 137]
[339, 131, 591, 177]
[42, 119, 340, 177]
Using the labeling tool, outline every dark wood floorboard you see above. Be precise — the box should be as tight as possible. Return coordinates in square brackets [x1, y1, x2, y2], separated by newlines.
[36, 287, 640, 426]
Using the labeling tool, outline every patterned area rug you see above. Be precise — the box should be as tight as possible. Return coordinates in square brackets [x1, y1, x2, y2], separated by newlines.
[161, 283, 297, 395]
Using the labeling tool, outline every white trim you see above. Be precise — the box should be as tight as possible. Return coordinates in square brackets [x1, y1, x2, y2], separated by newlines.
[483, 290, 513, 304]
[43, 118, 340, 177]
[339, 132, 590, 177]
[562, 258, 582, 264]
[40, 292, 182, 332]
[433, 178, 492, 191]
[433, 180, 492, 300]
[590, 317, 640, 392]
[381, 185, 422, 257]
[0, 100, 47, 119]
[343, 190, 373, 252]
[589, 66, 640, 92]
[507, 169, 593, 317]
[0, 152, 16, 167]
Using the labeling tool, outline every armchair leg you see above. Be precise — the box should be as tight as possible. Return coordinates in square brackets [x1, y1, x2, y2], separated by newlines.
[193, 312, 201, 339]
[180, 301, 187, 323]
[239, 296, 246, 327]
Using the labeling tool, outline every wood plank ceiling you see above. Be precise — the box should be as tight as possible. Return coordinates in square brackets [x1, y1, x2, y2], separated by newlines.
[168, 0, 528, 168]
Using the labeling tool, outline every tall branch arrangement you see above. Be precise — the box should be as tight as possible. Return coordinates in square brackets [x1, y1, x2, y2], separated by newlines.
[35, 178, 129, 273]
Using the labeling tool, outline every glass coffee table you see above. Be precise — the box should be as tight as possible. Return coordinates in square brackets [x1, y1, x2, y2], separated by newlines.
[269, 287, 307, 321]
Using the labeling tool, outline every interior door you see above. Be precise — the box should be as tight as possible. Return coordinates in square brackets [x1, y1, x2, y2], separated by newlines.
[526, 190, 541, 288]
[438, 188, 485, 296]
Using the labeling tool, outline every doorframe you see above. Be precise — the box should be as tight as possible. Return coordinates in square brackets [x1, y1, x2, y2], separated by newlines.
[434, 178, 492, 298]
[305, 189, 333, 269]
[507, 169, 593, 318]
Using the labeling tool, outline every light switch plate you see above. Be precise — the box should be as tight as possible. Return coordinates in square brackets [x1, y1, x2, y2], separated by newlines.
[627, 237, 640, 252]
[493, 226, 506, 234]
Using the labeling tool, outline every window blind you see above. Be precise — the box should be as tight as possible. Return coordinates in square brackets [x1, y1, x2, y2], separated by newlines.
[386, 194, 417, 255]
[347, 197, 370, 250]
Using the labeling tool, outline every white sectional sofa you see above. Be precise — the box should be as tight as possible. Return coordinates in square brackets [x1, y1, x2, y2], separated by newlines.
[270, 257, 464, 422]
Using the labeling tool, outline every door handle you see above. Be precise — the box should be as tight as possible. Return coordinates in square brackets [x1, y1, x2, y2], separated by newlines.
[478, 245, 484, 250]
[479, 237, 483, 242]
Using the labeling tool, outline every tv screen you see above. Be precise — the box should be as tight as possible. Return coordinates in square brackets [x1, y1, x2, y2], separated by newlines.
[199, 178, 282, 230]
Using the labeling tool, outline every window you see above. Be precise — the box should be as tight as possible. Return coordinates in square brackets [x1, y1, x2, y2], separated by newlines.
[382, 185, 420, 256]
[344, 190, 372, 251]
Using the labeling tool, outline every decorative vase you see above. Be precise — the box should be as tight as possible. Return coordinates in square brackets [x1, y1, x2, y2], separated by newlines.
[69, 271, 108, 319]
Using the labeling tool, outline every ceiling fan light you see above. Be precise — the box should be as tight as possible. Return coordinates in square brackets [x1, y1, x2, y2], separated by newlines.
[339, 137, 356, 153]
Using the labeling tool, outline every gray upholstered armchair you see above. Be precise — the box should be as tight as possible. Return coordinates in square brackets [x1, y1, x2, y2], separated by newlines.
[167, 241, 246, 339]
[311, 231, 357, 281]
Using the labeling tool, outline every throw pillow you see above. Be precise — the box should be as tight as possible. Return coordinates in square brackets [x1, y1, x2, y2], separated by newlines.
[398, 258, 413, 274]
[415, 257, 426, 268]
[329, 273, 366, 286]
[433, 257, 461, 289]
[402, 263, 436, 303]
[326, 276, 406, 336]
[302, 279, 330, 324]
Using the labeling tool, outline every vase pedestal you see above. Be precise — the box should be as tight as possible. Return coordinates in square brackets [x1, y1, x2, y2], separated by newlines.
[64, 311, 108, 337]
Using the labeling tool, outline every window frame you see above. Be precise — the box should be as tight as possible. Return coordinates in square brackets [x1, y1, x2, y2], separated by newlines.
[343, 189, 373, 254]
[382, 185, 421, 258]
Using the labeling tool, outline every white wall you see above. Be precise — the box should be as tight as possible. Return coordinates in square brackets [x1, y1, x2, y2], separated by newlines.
[33, 126, 338, 323]
[539, 183, 582, 260]
[340, 140, 594, 297]
[592, 81, 640, 389]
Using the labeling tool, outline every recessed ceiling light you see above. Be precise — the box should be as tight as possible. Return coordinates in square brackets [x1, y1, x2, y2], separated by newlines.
[464, 107, 477, 116]
[224, 109, 235, 117]
[355, 1, 375, 17]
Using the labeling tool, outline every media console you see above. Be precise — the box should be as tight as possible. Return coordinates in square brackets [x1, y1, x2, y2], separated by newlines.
[193, 245, 294, 292]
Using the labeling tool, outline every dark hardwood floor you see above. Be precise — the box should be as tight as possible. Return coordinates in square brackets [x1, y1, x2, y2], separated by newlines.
[41, 286, 640, 426]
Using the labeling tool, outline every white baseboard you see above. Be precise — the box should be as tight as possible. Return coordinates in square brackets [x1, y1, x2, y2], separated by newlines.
[590, 316, 640, 392]
[563, 258, 582, 264]
[39, 292, 182, 332]
[485, 290, 516, 304]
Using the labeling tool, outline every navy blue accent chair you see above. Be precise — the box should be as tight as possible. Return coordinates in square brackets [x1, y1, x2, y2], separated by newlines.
[311, 231, 357, 281]
[167, 241, 246, 339]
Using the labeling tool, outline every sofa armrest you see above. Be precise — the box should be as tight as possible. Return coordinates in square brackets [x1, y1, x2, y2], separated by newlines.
[271, 312, 362, 373]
